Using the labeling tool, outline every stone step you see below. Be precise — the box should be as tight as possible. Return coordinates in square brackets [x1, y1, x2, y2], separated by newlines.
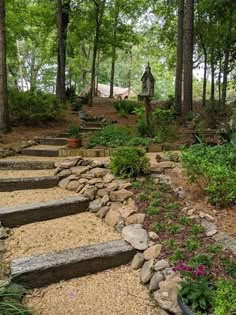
[39, 137, 68, 146]
[11, 240, 135, 288]
[21, 145, 63, 157]
[0, 196, 89, 227]
[83, 122, 110, 128]
[0, 176, 59, 192]
[0, 160, 55, 170]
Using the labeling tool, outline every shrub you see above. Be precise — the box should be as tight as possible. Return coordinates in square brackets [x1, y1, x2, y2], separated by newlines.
[214, 280, 236, 315]
[110, 147, 150, 178]
[113, 100, 141, 117]
[9, 89, 64, 122]
[127, 137, 150, 146]
[181, 143, 236, 206]
[136, 117, 154, 137]
[87, 125, 131, 148]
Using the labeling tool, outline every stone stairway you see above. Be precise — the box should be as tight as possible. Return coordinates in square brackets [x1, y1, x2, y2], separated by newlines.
[0, 155, 155, 314]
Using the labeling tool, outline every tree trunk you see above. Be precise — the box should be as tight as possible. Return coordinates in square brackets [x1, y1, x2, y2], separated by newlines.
[175, 0, 184, 115]
[109, 33, 116, 98]
[0, 0, 9, 133]
[222, 10, 233, 110]
[202, 45, 207, 107]
[127, 50, 132, 99]
[88, 0, 106, 106]
[218, 55, 222, 109]
[182, 0, 194, 121]
[210, 50, 215, 102]
[56, 0, 70, 104]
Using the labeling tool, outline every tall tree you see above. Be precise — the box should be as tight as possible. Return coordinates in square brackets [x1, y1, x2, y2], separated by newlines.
[0, 0, 9, 133]
[182, 0, 194, 120]
[57, 0, 70, 104]
[175, 0, 184, 115]
[88, 0, 106, 106]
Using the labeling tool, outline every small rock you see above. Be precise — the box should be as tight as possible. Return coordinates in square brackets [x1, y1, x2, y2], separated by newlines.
[149, 272, 164, 292]
[131, 253, 145, 270]
[140, 259, 154, 283]
[118, 182, 132, 190]
[200, 212, 215, 222]
[90, 167, 108, 178]
[154, 275, 182, 314]
[126, 213, 145, 225]
[95, 182, 104, 189]
[118, 206, 137, 219]
[106, 182, 119, 192]
[110, 189, 134, 202]
[149, 231, 159, 242]
[67, 180, 80, 192]
[154, 307, 170, 315]
[115, 223, 125, 233]
[127, 198, 138, 211]
[76, 184, 85, 193]
[154, 259, 170, 271]
[96, 206, 110, 219]
[201, 219, 217, 237]
[59, 176, 74, 189]
[89, 199, 102, 213]
[144, 244, 162, 260]
[105, 210, 123, 227]
[158, 161, 175, 169]
[122, 224, 149, 250]
[71, 166, 91, 176]
[103, 173, 115, 183]
[56, 158, 81, 168]
[83, 187, 98, 201]
[110, 202, 123, 211]
[89, 178, 103, 185]
[56, 169, 72, 179]
[0, 227, 8, 240]
[163, 268, 176, 279]
[177, 189, 186, 200]
[101, 194, 109, 206]
[97, 189, 108, 197]
[187, 208, 197, 216]
[78, 178, 89, 184]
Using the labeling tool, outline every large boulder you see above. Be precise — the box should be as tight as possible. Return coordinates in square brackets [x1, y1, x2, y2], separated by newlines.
[122, 224, 149, 250]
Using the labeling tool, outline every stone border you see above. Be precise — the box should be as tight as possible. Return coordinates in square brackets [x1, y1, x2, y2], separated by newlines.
[0, 140, 37, 159]
[0, 176, 59, 192]
[10, 240, 135, 288]
[0, 196, 89, 228]
[0, 160, 55, 170]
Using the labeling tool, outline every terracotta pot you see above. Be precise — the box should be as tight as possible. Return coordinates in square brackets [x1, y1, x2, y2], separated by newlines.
[67, 138, 81, 149]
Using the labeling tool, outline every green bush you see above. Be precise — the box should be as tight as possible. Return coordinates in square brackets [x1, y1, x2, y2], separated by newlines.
[181, 143, 236, 206]
[87, 125, 131, 148]
[127, 137, 150, 146]
[113, 100, 141, 117]
[9, 89, 64, 122]
[110, 147, 150, 178]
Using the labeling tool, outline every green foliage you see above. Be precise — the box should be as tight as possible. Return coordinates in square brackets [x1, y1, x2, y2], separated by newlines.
[9, 89, 64, 122]
[127, 137, 150, 147]
[152, 108, 177, 143]
[170, 249, 186, 263]
[190, 224, 204, 236]
[222, 259, 236, 278]
[214, 280, 236, 315]
[136, 116, 154, 137]
[150, 199, 161, 207]
[206, 244, 222, 254]
[138, 192, 149, 202]
[190, 254, 212, 268]
[131, 181, 142, 190]
[163, 239, 177, 250]
[70, 99, 82, 111]
[151, 222, 164, 233]
[88, 125, 130, 148]
[179, 216, 192, 226]
[113, 100, 141, 117]
[181, 143, 236, 206]
[150, 191, 161, 199]
[145, 206, 160, 215]
[0, 282, 31, 314]
[185, 237, 201, 251]
[165, 202, 179, 211]
[110, 147, 150, 178]
[68, 124, 80, 138]
[167, 224, 181, 234]
[159, 183, 171, 192]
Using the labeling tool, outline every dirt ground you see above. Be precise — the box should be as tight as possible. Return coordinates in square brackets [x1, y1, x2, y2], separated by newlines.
[25, 266, 157, 315]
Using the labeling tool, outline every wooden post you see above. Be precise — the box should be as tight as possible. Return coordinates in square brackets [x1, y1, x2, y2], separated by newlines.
[144, 96, 151, 127]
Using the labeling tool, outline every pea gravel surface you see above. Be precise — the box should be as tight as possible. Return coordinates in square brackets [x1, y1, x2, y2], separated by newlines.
[5, 213, 121, 260]
[25, 266, 157, 315]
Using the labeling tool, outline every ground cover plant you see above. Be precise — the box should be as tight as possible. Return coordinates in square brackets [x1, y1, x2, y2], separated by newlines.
[110, 147, 150, 178]
[130, 177, 236, 314]
[87, 125, 150, 148]
[113, 100, 141, 117]
[181, 142, 236, 207]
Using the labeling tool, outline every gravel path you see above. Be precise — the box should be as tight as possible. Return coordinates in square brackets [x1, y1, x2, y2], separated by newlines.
[25, 266, 157, 315]
[5, 213, 121, 260]
[0, 169, 55, 178]
[0, 187, 77, 207]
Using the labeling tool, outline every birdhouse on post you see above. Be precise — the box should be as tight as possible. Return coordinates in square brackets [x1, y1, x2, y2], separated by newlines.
[140, 63, 155, 128]
[141, 63, 155, 97]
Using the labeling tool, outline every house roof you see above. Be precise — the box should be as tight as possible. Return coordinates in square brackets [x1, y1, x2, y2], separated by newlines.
[97, 83, 137, 96]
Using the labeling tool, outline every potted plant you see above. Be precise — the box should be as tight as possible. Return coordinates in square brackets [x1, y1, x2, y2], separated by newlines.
[67, 124, 81, 149]
[173, 262, 214, 315]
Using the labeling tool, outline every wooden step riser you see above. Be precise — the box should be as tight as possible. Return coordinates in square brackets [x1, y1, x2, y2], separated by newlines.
[0, 196, 89, 228]
[0, 160, 55, 170]
[39, 138, 68, 146]
[11, 240, 135, 288]
[21, 149, 59, 157]
[0, 176, 59, 192]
